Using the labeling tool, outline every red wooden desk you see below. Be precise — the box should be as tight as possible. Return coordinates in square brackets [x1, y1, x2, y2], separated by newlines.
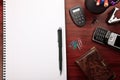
[65, 0, 120, 80]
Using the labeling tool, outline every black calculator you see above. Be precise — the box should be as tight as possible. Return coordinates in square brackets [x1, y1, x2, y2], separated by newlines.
[93, 27, 120, 50]
[69, 6, 86, 27]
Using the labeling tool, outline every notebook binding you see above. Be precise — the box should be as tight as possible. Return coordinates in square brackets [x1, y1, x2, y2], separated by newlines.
[3, 1, 6, 80]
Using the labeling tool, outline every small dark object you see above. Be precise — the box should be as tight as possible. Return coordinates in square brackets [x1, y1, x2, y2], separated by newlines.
[69, 6, 86, 27]
[91, 16, 97, 24]
[85, 0, 108, 14]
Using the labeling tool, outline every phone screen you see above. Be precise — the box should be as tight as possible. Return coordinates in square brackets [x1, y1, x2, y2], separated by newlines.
[114, 35, 120, 47]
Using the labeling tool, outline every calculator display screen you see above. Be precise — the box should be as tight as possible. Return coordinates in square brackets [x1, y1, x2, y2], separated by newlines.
[73, 8, 80, 13]
[114, 35, 120, 47]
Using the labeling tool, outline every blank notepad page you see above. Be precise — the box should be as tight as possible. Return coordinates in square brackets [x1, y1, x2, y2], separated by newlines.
[4, 0, 67, 80]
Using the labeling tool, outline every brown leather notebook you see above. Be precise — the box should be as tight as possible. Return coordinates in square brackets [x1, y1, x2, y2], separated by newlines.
[75, 47, 115, 80]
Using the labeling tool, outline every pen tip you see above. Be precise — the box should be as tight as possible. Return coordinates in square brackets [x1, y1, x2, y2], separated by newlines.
[60, 71, 62, 75]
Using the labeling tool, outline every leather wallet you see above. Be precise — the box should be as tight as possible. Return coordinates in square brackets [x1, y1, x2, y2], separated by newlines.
[75, 47, 115, 80]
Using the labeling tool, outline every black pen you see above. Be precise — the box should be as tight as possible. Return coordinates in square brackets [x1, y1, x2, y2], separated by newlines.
[58, 27, 62, 75]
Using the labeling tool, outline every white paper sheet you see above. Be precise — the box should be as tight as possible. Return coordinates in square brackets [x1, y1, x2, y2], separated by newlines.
[4, 0, 67, 80]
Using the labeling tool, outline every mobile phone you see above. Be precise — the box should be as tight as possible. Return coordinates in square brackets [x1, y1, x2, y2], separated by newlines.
[93, 27, 120, 50]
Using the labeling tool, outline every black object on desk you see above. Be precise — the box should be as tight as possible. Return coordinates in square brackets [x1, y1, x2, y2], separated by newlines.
[69, 6, 86, 27]
[92, 27, 120, 50]
[58, 28, 62, 75]
[85, 0, 108, 14]
[85, 0, 120, 14]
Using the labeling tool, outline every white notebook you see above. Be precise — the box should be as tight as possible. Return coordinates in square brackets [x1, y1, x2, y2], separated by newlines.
[3, 0, 67, 80]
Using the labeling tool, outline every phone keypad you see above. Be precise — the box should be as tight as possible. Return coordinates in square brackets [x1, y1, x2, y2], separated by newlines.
[93, 27, 120, 50]
[93, 28, 108, 43]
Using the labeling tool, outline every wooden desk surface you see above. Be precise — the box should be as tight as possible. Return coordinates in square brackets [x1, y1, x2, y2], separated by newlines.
[65, 0, 120, 80]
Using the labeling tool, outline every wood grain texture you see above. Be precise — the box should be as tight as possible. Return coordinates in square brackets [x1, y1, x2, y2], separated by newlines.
[65, 0, 120, 80]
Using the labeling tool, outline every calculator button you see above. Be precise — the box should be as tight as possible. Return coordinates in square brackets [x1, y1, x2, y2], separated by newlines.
[81, 14, 83, 16]
[74, 16, 78, 18]
[82, 21, 84, 23]
[81, 17, 84, 19]
[79, 18, 81, 21]
[78, 22, 81, 24]
[76, 19, 79, 21]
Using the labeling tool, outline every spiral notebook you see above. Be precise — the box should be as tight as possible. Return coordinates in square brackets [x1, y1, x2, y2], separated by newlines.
[3, 0, 67, 80]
